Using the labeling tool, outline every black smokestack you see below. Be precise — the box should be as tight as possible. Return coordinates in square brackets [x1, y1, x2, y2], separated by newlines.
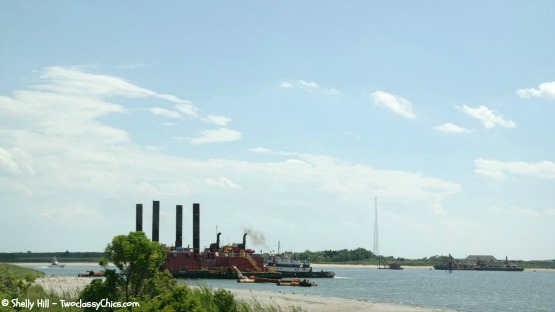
[193, 203, 200, 254]
[176, 205, 183, 247]
[216, 232, 221, 249]
[136, 204, 143, 232]
[152, 200, 160, 242]
[243, 233, 247, 250]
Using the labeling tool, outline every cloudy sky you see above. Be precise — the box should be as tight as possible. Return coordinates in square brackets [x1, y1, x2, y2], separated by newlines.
[1, 1, 554, 260]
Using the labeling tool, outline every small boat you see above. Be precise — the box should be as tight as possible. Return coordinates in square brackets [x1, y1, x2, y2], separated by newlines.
[78, 270, 105, 277]
[234, 266, 317, 286]
[277, 279, 317, 287]
[48, 257, 65, 268]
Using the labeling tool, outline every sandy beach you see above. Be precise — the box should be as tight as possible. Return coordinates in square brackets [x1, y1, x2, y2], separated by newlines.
[32, 276, 444, 311]
[226, 288, 444, 312]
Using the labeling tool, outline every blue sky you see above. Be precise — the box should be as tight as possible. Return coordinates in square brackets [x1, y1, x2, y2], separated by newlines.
[1, 1, 554, 260]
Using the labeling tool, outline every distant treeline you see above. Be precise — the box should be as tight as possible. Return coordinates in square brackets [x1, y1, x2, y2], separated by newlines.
[295, 248, 376, 263]
[291, 248, 555, 268]
[293, 248, 440, 266]
[0, 251, 103, 263]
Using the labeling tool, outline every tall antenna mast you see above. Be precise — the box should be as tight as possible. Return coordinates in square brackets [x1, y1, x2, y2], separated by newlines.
[373, 197, 379, 258]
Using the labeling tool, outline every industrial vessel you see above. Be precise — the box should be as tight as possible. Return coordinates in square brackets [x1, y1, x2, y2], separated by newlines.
[434, 254, 524, 272]
[136, 202, 282, 279]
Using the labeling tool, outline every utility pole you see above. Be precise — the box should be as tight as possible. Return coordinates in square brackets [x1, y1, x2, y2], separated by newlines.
[373, 197, 379, 259]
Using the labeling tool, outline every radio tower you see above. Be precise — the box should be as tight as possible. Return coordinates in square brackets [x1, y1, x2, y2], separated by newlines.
[373, 197, 379, 258]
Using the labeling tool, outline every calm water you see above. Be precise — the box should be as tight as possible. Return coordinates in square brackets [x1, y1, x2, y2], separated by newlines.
[30, 265, 555, 312]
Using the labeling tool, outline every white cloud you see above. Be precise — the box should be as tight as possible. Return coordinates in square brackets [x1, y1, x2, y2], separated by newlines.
[149, 107, 182, 119]
[245, 148, 461, 203]
[457, 105, 516, 129]
[175, 102, 198, 117]
[249, 147, 271, 154]
[474, 158, 555, 179]
[434, 122, 472, 134]
[279, 79, 342, 95]
[37, 66, 199, 117]
[371, 90, 416, 119]
[279, 81, 294, 88]
[205, 176, 241, 189]
[0, 146, 22, 175]
[189, 128, 242, 144]
[516, 81, 555, 100]
[202, 115, 231, 126]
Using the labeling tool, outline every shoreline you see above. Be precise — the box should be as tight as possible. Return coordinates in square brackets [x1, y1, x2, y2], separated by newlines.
[10, 262, 103, 266]
[32, 276, 445, 312]
[11, 262, 555, 272]
[311, 263, 555, 271]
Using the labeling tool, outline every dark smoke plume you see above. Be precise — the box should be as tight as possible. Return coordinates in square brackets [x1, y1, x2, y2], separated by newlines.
[243, 227, 269, 250]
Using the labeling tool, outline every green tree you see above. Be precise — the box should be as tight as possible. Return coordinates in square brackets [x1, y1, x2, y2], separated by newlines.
[100, 231, 167, 301]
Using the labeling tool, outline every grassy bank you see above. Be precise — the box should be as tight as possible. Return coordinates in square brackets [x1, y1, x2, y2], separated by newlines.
[0, 263, 45, 281]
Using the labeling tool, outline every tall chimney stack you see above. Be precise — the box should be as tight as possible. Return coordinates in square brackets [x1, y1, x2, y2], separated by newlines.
[175, 205, 183, 247]
[152, 200, 160, 242]
[136, 204, 143, 232]
[193, 203, 200, 254]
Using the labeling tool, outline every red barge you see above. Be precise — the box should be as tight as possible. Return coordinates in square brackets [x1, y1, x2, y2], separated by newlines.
[137, 202, 282, 279]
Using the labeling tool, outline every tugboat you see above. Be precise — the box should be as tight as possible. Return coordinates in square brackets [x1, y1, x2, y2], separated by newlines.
[266, 253, 335, 278]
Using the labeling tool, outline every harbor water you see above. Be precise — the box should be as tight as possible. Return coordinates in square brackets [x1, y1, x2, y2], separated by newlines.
[30, 264, 555, 312]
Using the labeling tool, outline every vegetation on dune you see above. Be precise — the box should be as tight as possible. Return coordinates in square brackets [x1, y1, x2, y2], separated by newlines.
[0, 263, 44, 281]
[0, 264, 79, 312]
[0, 263, 45, 309]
